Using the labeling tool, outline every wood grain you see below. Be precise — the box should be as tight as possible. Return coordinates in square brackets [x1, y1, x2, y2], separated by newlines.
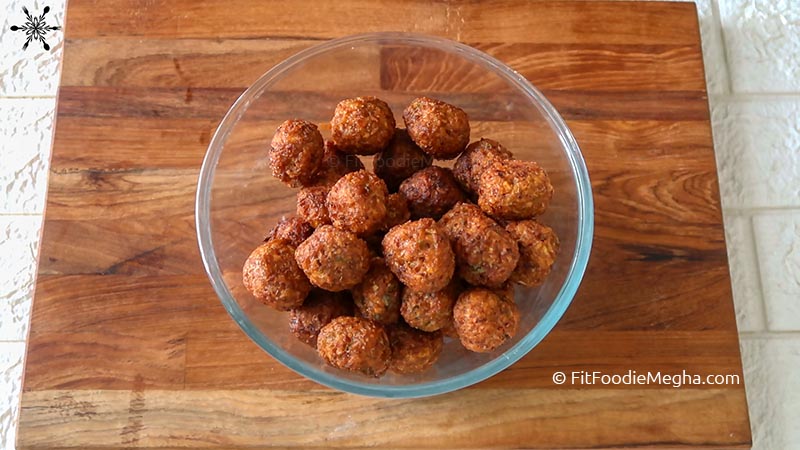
[62, 0, 699, 46]
[50, 117, 714, 170]
[19, 0, 749, 449]
[62, 39, 705, 93]
[53, 86, 710, 123]
[381, 43, 705, 92]
[62, 39, 381, 89]
[19, 389, 749, 449]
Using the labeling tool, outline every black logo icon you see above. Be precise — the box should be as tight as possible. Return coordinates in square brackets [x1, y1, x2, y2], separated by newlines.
[9, 6, 61, 51]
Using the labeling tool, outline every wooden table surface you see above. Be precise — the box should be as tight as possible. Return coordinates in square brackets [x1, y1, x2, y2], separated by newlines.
[18, 1, 751, 449]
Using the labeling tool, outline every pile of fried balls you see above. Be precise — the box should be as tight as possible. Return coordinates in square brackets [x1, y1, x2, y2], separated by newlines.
[242, 96, 560, 378]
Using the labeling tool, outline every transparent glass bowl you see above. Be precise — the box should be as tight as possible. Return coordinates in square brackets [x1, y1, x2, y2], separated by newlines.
[196, 33, 593, 398]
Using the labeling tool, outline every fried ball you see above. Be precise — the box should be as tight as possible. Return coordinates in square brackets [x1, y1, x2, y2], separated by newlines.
[317, 316, 391, 377]
[295, 225, 370, 291]
[269, 119, 324, 187]
[403, 97, 470, 160]
[289, 290, 353, 347]
[352, 258, 402, 325]
[388, 323, 443, 374]
[453, 288, 519, 353]
[373, 129, 433, 191]
[453, 138, 513, 194]
[439, 203, 519, 288]
[400, 281, 460, 332]
[382, 192, 411, 231]
[331, 97, 396, 155]
[297, 186, 331, 228]
[399, 166, 466, 220]
[442, 281, 511, 340]
[327, 170, 389, 235]
[477, 160, 554, 220]
[505, 220, 560, 287]
[265, 215, 313, 247]
[242, 240, 311, 311]
[312, 141, 366, 188]
[382, 219, 455, 293]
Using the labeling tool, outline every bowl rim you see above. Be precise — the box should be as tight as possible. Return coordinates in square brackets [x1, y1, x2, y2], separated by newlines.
[196, 31, 594, 398]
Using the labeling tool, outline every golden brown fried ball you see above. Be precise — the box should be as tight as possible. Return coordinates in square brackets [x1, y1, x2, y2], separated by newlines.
[326, 170, 389, 235]
[317, 316, 391, 377]
[399, 166, 466, 220]
[403, 97, 470, 160]
[294, 225, 370, 292]
[331, 97, 396, 155]
[453, 288, 519, 353]
[373, 129, 433, 191]
[352, 258, 402, 325]
[453, 138, 513, 194]
[265, 215, 313, 247]
[289, 290, 353, 347]
[242, 240, 311, 311]
[388, 323, 443, 374]
[400, 280, 461, 332]
[382, 218, 455, 293]
[505, 220, 560, 287]
[296, 186, 331, 228]
[269, 119, 324, 187]
[477, 160, 553, 220]
[439, 203, 519, 288]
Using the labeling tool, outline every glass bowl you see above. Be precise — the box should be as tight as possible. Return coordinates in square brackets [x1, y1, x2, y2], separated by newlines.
[196, 32, 593, 398]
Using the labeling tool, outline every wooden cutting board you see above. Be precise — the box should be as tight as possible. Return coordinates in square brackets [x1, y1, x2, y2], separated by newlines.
[18, 1, 751, 448]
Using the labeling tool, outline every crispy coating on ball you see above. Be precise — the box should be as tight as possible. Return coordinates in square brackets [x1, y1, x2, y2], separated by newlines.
[382, 219, 455, 293]
[453, 288, 519, 353]
[505, 220, 560, 287]
[269, 119, 324, 187]
[453, 138, 513, 194]
[317, 316, 391, 377]
[289, 290, 353, 347]
[388, 323, 443, 374]
[265, 215, 313, 247]
[399, 166, 466, 220]
[401, 280, 460, 332]
[327, 170, 389, 235]
[373, 129, 433, 191]
[295, 225, 370, 291]
[312, 141, 366, 188]
[403, 97, 470, 160]
[477, 160, 554, 220]
[297, 186, 331, 228]
[352, 258, 402, 325]
[441, 282, 512, 340]
[439, 203, 519, 288]
[382, 192, 411, 231]
[243, 240, 311, 311]
[331, 97, 396, 155]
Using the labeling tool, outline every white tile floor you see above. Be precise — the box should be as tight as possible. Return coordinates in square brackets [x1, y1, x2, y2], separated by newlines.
[0, 0, 798, 449]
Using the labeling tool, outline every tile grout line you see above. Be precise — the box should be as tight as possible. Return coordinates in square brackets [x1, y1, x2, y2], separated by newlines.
[716, 92, 800, 101]
[745, 212, 772, 334]
[709, 0, 733, 96]
[0, 95, 58, 100]
[724, 206, 800, 214]
[740, 330, 800, 337]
